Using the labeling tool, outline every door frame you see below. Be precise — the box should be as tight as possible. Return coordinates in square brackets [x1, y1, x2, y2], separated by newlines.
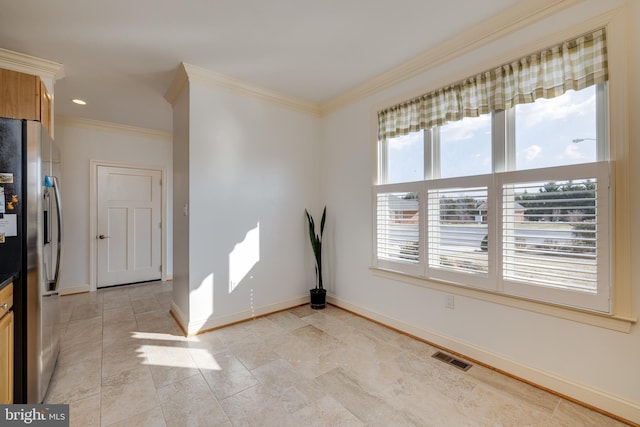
[89, 160, 168, 291]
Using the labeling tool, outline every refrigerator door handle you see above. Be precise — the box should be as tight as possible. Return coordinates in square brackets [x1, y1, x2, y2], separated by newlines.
[50, 176, 63, 292]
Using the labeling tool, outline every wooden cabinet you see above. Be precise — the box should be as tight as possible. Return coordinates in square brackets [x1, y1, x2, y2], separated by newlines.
[40, 79, 52, 134]
[0, 283, 14, 404]
[0, 68, 52, 134]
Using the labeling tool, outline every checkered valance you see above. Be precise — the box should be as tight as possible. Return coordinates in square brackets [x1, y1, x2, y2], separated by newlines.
[378, 28, 608, 141]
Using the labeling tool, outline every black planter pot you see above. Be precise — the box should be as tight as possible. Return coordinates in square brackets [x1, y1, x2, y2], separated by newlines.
[309, 288, 327, 310]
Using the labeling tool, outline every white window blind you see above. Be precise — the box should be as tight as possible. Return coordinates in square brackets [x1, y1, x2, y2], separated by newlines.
[499, 162, 610, 312]
[375, 189, 422, 273]
[428, 186, 489, 275]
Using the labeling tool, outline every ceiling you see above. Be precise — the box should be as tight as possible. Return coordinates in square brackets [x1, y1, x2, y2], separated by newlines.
[0, 0, 523, 132]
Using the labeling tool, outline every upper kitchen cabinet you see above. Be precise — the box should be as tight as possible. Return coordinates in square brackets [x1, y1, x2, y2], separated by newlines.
[39, 79, 52, 133]
[0, 68, 52, 134]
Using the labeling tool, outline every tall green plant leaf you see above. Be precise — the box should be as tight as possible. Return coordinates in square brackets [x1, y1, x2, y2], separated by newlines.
[305, 207, 326, 290]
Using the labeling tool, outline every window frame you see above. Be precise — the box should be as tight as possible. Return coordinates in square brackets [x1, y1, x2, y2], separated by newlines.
[374, 82, 612, 314]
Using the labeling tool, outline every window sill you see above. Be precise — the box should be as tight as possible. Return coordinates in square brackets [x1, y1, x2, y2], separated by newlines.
[370, 267, 636, 333]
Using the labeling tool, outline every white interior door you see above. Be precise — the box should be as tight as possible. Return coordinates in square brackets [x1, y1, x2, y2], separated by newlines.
[97, 166, 162, 288]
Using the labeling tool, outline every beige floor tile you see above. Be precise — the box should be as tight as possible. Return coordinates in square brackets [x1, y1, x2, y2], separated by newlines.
[136, 310, 182, 335]
[290, 324, 344, 349]
[127, 282, 165, 300]
[552, 399, 630, 427]
[212, 322, 260, 348]
[393, 350, 477, 403]
[263, 310, 310, 332]
[100, 365, 159, 426]
[229, 340, 281, 370]
[46, 282, 629, 427]
[103, 305, 136, 325]
[218, 383, 310, 426]
[142, 343, 200, 388]
[68, 393, 101, 427]
[287, 304, 317, 318]
[314, 367, 423, 426]
[57, 340, 103, 368]
[69, 301, 103, 322]
[101, 342, 146, 379]
[460, 383, 558, 426]
[105, 406, 167, 427]
[186, 328, 228, 352]
[131, 297, 161, 315]
[240, 316, 290, 341]
[63, 315, 103, 338]
[467, 363, 560, 413]
[301, 309, 353, 332]
[155, 292, 173, 310]
[199, 350, 259, 400]
[44, 357, 102, 404]
[388, 330, 437, 356]
[102, 319, 139, 349]
[102, 290, 131, 310]
[157, 374, 230, 427]
[251, 358, 326, 402]
[287, 395, 365, 427]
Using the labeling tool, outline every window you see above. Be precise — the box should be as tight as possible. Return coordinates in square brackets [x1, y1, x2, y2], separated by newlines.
[439, 115, 492, 178]
[383, 131, 424, 184]
[515, 86, 600, 170]
[374, 29, 611, 313]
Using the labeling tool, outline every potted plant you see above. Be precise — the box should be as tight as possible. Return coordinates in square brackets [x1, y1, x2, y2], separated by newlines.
[305, 206, 326, 309]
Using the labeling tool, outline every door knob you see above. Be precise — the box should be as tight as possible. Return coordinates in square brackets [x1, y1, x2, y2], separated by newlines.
[98, 234, 109, 239]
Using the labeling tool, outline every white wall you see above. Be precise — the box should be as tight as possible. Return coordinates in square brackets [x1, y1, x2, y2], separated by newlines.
[321, 0, 639, 422]
[171, 88, 190, 320]
[55, 120, 173, 292]
[174, 76, 321, 333]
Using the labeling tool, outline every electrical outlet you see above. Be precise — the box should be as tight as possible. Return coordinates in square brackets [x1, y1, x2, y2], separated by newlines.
[446, 295, 455, 309]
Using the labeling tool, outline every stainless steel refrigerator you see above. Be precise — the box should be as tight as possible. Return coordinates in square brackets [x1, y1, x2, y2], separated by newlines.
[0, 118, 63, 403]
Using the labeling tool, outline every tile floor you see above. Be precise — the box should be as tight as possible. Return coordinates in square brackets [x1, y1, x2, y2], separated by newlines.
[44, 281, 630, 426]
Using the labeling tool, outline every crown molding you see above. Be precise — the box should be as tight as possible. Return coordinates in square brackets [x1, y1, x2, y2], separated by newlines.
[164, 62, 189, 106]
[0, 48, 65, 80]
[184, 63, 322, 116]
[165, 62, 323, 117]
[320, 0, 582, 115]
[164, 0, 582, 118]
[55, 115, 171, 141]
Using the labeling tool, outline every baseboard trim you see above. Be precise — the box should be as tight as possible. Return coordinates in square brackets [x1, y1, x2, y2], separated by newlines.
[59, 285, 90, 296]
[327, 294, 640, 425]
[172, 295, 310, 336]
[169, 301, 189, 336]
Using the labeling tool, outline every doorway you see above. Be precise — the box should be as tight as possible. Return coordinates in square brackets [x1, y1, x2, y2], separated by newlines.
[93, 164, 163, 288]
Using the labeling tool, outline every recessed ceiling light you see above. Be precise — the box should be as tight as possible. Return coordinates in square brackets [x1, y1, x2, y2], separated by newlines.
[72, 99, 87, 105]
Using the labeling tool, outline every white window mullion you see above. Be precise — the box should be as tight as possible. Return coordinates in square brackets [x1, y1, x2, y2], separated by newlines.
[378, 138, 389, 185]
[504, 108, 516, 172]
[596, 83, 608, 162]
[428, 127, 440, 180]
[492, 110, 506, 173]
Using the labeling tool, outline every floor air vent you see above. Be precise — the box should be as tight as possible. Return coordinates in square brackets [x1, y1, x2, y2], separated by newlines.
[432, 351, 472, 371]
